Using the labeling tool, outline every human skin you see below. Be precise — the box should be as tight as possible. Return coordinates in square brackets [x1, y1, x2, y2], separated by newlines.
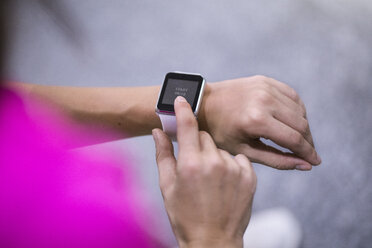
[199, 76, 321, 170]
[6, 75, 320, 170]
[152, 96, 257, 248]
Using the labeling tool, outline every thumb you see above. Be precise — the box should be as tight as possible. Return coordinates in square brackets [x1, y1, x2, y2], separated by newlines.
[152, 128, 177, 191]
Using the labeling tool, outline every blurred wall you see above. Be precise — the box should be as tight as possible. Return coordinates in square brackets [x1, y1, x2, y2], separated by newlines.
[5, 0, 372, 247]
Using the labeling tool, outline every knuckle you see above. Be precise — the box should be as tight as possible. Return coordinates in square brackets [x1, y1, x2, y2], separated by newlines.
[181, 114, 197, 127]
[199, 130, 211, 140]
[228, 166, 241, 178]
[219, 152, 241, 177]
[199, 130, 208, 136]
[235, 154, 252, 169]
[230, 164, 241, 178]
[291, 132, 304, 147]
[180, 164, 200, 178]
[299, 119, 310, 136]
[156, 151, 169, 165]
[235, 153, 247, 163]
[219, 149, 230, 157]
[267, 162, 282, 170]
[155, 153, 165, 166]
[253, 75, 269, 82]
[208, 156, 225, 169]
[271, 162, 291, 170]
[180, 157, 201, 175]
[257, 80, 272, 91]
[254, 89, 273, 104]
[155, 150, 161, 163]
[241, 169, 257, 193]
[290, 88, 300, 102]
[206, 156, 228, 175]
[242, 108, 267, 127]
[184, 157, 200, 168]
[301, 103, 307, 117]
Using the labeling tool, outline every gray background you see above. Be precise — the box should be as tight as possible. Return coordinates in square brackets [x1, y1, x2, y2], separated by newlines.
[5, 0, 372, 247]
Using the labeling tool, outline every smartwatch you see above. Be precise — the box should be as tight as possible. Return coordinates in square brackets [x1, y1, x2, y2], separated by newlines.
[156, 72, 206, 140]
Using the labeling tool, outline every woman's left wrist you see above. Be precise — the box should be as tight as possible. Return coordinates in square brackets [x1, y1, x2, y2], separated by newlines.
[198, 82, 214, 132]
[179, 237, 243, 248]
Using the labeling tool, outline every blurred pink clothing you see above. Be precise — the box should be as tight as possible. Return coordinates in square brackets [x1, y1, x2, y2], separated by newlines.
[0, 88, 162, 248]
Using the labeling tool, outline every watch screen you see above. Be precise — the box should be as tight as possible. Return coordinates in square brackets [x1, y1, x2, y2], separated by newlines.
[157, 72, 204, 113]
[161, 79, 199, 106]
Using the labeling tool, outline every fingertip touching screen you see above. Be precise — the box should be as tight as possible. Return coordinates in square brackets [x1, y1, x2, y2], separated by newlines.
[157, 73, 204, 113]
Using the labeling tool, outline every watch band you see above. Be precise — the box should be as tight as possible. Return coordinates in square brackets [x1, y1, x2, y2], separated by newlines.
[158, 113, 177, 141]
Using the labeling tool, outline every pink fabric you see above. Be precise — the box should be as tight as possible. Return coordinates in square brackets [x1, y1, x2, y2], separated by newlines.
[0, 88, 162, 248]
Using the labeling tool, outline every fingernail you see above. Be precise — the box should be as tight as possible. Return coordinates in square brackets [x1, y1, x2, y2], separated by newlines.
[152, 129, 158, 143]
[295, 164, 311, 171]
[316, 153, 322, 164]
[175, 96, 187, 102]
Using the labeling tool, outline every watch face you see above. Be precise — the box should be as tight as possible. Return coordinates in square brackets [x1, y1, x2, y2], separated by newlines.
[157, 72, 204, 113]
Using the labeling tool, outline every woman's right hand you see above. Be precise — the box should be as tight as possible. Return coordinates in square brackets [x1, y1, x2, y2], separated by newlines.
[199, 76, 321, 170]
[152, 96, 257, 248]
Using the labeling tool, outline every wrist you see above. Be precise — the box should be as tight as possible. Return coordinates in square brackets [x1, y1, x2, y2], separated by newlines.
[179, 237, 243, 248]
[198, 81, 226, 145]
[198, 82, 214, 132]
[175, 226, 243, 248]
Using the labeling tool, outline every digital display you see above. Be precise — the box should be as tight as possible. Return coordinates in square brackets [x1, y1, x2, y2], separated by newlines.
[162, 79, 199, 106]
[157, 72, 204, 113]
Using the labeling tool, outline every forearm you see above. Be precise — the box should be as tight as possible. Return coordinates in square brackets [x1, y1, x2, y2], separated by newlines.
[6, 82, 163, 139]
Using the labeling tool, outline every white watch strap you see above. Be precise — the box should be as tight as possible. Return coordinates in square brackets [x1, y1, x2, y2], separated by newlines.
[159, 114, 177, 141]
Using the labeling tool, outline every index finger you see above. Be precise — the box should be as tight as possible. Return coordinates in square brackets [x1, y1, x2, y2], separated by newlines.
[174, 96, 200, 155]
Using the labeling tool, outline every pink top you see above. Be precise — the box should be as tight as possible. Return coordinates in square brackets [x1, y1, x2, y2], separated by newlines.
[0, 88, 163, 248]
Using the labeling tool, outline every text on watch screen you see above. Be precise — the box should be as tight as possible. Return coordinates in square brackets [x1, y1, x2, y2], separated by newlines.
[162, 79, 199, 106]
